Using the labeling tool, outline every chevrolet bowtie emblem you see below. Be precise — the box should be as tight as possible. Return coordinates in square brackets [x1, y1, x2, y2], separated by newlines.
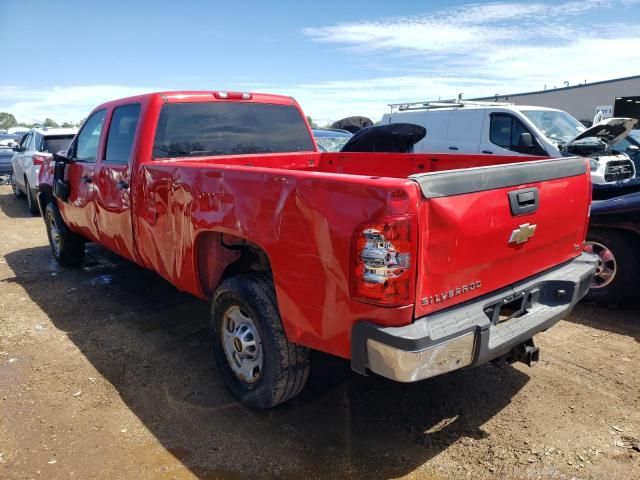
[509, 223, 537, 245]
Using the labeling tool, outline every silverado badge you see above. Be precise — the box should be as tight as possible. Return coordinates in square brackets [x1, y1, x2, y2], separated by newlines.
[509, 223, 537, 245]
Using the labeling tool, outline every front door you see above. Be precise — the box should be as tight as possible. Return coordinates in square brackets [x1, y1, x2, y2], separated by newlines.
[61, 110, 106, 242]
[94, 103, 141, 262]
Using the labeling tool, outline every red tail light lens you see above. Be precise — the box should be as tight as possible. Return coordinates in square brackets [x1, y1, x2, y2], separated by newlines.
[350, 215, 417, 307]
[32, 154, 48, 166]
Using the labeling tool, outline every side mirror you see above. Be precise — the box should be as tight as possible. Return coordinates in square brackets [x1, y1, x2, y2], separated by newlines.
[53, 151, 72, 164]
[626, 144, 639, 153]
[12, 144, 20, 152]
[518, 132, 534, 148]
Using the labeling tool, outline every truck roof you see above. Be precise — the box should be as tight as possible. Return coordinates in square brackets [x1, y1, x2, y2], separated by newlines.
[91, 91, 296, 111]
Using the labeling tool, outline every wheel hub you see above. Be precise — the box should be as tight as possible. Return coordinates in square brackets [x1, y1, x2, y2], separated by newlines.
[221, 306, 263, 383]
[584, 241, 616, 289]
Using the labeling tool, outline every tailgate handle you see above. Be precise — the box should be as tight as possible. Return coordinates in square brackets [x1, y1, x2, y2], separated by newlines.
[509, 187, 539, 216]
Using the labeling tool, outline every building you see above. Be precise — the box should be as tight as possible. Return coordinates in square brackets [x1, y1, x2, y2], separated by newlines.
[473, 74, 640, 125]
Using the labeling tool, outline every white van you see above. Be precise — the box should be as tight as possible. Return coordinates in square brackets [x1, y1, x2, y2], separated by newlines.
[381, 101, 637, 185]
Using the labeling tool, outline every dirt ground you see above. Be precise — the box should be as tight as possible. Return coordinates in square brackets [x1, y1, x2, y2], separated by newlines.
[0, 184, 638, 480]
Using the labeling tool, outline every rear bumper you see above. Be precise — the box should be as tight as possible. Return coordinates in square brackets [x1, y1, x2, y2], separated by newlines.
[351, 253, 597, 382]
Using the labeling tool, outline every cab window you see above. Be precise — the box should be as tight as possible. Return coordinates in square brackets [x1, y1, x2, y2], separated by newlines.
[73, 110, 106, 162]
[490, 113, 546, 155]
[105, 104, 141, 164]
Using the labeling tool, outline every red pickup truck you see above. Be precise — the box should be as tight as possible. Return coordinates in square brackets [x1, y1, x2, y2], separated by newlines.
[37, 91, 597, 408]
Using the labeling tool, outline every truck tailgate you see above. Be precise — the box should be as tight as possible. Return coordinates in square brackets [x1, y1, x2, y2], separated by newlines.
[411, 157, 590, 317]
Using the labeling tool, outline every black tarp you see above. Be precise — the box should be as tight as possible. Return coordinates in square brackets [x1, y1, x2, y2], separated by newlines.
[339, 123, 426, 153]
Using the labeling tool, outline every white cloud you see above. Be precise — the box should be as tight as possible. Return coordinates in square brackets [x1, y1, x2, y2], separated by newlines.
[0, 85, 162, 123]
[295, 0, 640, 124]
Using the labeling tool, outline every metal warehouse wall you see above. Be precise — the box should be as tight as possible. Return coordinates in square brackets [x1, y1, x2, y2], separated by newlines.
[474, 75, 640, 123]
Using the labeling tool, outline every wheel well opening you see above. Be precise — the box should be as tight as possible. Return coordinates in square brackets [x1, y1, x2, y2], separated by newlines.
[196, 232, 272, 298]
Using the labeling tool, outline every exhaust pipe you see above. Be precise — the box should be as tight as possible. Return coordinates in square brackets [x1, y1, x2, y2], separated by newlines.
[494, 338, 540, 367]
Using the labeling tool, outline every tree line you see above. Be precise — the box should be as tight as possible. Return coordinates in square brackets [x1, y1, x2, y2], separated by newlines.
[0, 112, 82, 130]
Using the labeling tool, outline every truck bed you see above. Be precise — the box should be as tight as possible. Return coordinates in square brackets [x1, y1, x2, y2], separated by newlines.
[161, 151, 547, 178]
[133, 152, 589, 359]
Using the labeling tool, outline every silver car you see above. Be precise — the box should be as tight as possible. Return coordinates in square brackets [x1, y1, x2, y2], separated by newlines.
[11, 127, 76, 214]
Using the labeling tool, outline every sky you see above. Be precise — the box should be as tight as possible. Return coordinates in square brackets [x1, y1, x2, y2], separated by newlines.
[1, 0, 639, 125]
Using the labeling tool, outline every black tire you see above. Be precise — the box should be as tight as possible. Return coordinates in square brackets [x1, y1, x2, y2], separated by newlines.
[44, 202, 85, 267]
[25, 178, 40, 215]
[11, 172, 24, 198]
[584, 228, 640, 305]
[211, 273, 310, 408]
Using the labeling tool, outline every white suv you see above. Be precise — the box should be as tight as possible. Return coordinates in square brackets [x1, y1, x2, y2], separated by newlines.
[11, 127, 77, 214]
[381, 101, 637, 185]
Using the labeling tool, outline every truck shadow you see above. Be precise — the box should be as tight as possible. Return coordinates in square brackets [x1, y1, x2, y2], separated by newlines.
[567, 302, 639, 343]
[4, 244, 530, 480]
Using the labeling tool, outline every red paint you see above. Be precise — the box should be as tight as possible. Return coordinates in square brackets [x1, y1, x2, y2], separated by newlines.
[39, 91, 592, 360]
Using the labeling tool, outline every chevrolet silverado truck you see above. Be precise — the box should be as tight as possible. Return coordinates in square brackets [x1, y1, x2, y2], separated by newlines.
[37, 91, 597, 408]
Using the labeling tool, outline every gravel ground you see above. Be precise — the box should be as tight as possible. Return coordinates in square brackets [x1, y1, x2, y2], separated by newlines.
[0, 184, 638, 480]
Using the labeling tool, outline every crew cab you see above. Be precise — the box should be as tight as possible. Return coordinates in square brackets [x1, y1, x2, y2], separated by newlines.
[381, 101, 638, 190]
[38, 91, 597, 408]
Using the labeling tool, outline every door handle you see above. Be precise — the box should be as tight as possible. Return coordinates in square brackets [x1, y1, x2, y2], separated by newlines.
[81, 176, 92, 184]
[448, 146, 459, 151]
[117, 180, 129, 190]
[482, 150, 493, 154]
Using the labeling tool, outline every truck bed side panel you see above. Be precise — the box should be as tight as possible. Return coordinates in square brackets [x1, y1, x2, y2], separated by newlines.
[134, 162, 421, 359]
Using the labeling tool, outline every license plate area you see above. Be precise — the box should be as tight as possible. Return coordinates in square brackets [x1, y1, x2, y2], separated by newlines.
[483, 287, 542, 325]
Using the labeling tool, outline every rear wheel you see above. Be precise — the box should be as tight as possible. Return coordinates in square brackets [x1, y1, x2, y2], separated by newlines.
[44, 202, 85, 266]
[25, 178, 40, 215]
[584, 228, 639, 304]
[211, 273, 310, 408]
[11, 172, 24, 198]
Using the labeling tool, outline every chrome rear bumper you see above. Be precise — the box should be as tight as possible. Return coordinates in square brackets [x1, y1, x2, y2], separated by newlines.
[351, 253, 597, 382]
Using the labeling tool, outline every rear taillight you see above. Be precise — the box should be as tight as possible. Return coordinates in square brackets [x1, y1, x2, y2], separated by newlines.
[32, 154, 48, 166]
[350, 215, 417, 307]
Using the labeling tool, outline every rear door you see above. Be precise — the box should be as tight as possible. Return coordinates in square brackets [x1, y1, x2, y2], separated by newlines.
[94, 103, 141, 262]
[411, 157, 590, 317]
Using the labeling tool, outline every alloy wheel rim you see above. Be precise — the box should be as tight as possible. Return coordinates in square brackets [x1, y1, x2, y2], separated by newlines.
[584, 241, 616, 289]
[49, 216, 62, 257]
[221, 305, 263, 383]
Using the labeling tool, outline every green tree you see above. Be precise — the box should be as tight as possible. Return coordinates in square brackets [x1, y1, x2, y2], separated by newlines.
[0, 112, 17, 130]
[306, 116, 317, 128]
[61, 122, 75, 128]
[43, 118, 60, 128]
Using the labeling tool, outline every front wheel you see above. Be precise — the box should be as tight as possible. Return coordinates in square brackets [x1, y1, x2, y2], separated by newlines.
[211, 273, 310, 408]
[44, 202, 85, 266]
[584, 228, 639, 304]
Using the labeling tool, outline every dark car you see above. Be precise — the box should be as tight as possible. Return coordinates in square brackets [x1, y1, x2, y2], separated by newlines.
[312, 128, 352, 152]
[0, 134, 21, 175]
[584, 191, 640, 304]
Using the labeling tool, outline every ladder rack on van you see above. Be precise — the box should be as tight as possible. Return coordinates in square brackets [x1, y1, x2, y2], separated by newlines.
[388, 100, 513, 112]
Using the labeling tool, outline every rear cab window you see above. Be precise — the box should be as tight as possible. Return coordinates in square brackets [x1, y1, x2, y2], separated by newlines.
[152, 102, 314, 158]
